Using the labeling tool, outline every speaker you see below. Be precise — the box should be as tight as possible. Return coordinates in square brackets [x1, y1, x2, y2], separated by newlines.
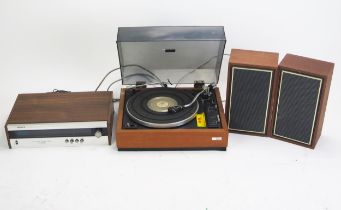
[226, 49, 279, 136]
[270, 54, 334, 148]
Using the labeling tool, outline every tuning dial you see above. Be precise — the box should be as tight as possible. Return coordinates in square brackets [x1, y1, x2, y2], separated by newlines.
[95, 130, 102, 138]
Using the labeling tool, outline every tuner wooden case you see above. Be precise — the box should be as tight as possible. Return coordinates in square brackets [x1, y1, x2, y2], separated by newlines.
[5, 91, 114, 148]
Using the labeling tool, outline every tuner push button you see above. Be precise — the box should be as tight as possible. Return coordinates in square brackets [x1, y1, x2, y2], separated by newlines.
[70, 139, 74, 143]
[95, 130, 102, 138]
[80, 138, 84, 143]
[65, 139, 69, 143]
[75, 139, 79, 143]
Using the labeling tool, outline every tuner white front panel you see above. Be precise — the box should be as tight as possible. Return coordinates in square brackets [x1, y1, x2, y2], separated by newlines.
[7, 121, 108, 131]
[9, 136, 109, 148]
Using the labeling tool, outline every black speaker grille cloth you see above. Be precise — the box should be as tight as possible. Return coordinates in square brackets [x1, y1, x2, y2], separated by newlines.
[229, 68, 272, 133]
[274, 71, 322, 144]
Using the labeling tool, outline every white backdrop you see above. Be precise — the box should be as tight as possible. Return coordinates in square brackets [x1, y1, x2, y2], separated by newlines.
[0, 0, 340, 209]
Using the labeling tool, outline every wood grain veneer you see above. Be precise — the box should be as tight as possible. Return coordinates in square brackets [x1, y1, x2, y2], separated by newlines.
[269, 54, 334, 149]
[116, 88, 228, 150]
[226, 48, 279, 136]
[5, 91, 114, 148]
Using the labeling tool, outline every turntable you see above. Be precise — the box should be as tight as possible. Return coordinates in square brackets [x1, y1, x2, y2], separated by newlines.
[115, 26, 228, 150]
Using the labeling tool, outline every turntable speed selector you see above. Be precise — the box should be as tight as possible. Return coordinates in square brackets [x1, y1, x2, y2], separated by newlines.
[95, 130, 102, 138]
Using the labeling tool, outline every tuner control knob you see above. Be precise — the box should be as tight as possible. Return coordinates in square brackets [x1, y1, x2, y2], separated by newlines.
[95, 130, 102, 138]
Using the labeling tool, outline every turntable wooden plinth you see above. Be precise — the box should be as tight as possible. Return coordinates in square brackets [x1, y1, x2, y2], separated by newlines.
[115, 87, 228, 151]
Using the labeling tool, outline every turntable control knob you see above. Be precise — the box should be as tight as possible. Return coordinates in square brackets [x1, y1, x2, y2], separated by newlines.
[95, 130, 102, 138]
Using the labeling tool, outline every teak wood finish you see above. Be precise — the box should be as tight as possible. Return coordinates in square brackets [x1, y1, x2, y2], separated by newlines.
[116, 88, 228, 150]
[269, 54, 334, 149]
[5, 91, 114, 148]
[225, 48, 279, 136]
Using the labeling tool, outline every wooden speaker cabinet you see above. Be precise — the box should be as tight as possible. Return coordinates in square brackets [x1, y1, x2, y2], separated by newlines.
[226, 49, 279, 136]
[270, 54, 334, 149]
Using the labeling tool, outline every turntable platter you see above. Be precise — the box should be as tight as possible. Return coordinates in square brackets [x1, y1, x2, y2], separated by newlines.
[125, 88, 199, 128]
